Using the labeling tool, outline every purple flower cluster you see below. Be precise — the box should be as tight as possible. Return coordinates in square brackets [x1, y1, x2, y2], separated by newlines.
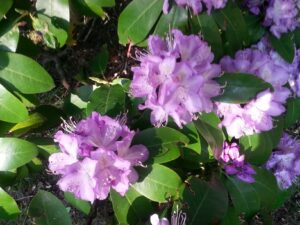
[266, 133, 300, 189]
[220, 142, 256, 183]
[246, 0, 300, 38]
[48, 112, 148, 202]
[163, 0, 227, 15]
[130, 29, 221, 128]
[217, 42, 290, 138]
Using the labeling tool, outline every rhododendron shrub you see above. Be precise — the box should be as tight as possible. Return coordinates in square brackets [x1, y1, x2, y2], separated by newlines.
[2, 0, 300, 225]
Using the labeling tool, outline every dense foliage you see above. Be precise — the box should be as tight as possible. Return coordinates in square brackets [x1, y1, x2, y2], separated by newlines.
[1, 0, 300, 225]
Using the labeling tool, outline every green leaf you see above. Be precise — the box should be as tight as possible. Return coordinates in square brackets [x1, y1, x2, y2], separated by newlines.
[182, 177, 228, 225]
[191, 12, 223, 60]
[213, 3, 249, 55]
[28, 190, 72, 225]
[284, 97, 300, 128]
[86, 85, 126, 117]
[64, 192, 91, 215]
[294, 27, 300, 48]
[0, 0, 13, 21]
[181, 122, 201, 154]
[32, 13, 68, 48]
[252, 167, 279, 210]
[0, 187, 20, 220]
[9, 112, 46, 133]
[36, 0, 70, 22]
[27, 137, 59, 159]
[0, 170, 16, 187]
[225, 176, 260, 217]
[0, 83, 28, 123]
[240, 119, 283, 165]
[110, 187, 153, 225]
[244, 12, 265, 45]
[132, 164, 182, 203]
[118, 0, 163, 45]
[269, 32, 295, 63]
[0, 52, 55, 94]
[0, 138, 38, 171]
[154, 5, 188, 37]
[194, 113, 224, 157]
[0, 24, 19, 52]
[132, 127, 189, 163]
[88, 44, 109, 76]
[214, 73, 272, 104]
[220, 207, 242, 225]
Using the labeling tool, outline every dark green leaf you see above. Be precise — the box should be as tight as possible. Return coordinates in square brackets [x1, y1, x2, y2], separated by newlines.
[220, 207, 242, 225]
[252, 167, 279, 210]
[294, 27, 300, 48]
[132, 127, 189, 163]
[28, 190, 72, 225]
[132, 164, 182, 203]
[194, 113, 224, 157]
[240, 118, 283, 165]
[0, 187, 20, 220]
[191, 12, 223, 60]
[182, 177, 228, 225]
[225, 176, 260, 217]
[284, 97, 300, 128]
[110, 187, 153, 225]
[89, 44, 109, 76]
[213, 4, 248, 55]
[64, 192, 91, 215]
[214, 73, 272, 104]
[27, 137, 59, 159]
[269, 32, 295, 63]
[118, 0, 163, 45]
[154, 5, 188, 37]
[0, 52, 55, 94]
[0, 138, 38, 171]
[0, 0, 13, 21]
[181, 122, 201, 154]
[87, 85, 126, 117]
[0, 83, 28, 123]
[244, 12, 265, 45]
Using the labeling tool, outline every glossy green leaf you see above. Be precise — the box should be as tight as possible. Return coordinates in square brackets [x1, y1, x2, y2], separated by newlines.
[182, 177, 228, 225]
[132, 127, 189, 163]
[0, 52, 55, 94]
[214, 73, 272, 104]
[36, 0, 70, 22]
[225, 176, 260, 217]
[252, 167, 279, 210]
[0, 0, 13, 21]
[284, 97, 300, 128]
[28, 190, 72, 225]
[194, 113, 224, 157]
[269, 32, 295, 63]
[132, 164, 182, 203]
[213, 3, 248, 55]
[0, 83, 28, 123]
[0, 187, 20, 220]
[181, 122, 201, 154]
[27, 137, 59, 159]
[87, 85, 126, 117]
[118, 0, 163, 45]
[0, 170, 16, 187]
[0, 138, 38, 171]
[0, 25, 19, 52]
[244, 12, 265, 45]
[191, 12, 223, 60]
[110, 187, 153, 225]
[154, 5, 188, 37]
[9, 112, 46, 133]
[64, 192, 91, 215]
[240, 119, 283, 165]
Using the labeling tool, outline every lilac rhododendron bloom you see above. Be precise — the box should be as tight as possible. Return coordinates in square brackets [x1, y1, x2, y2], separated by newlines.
[49, 112, 148, 202]
[219, 142, 256, 183]
[163, 0, 227, 15]
[245, 0, 300, 38]
[217, 41, 291, 138]
[130, 29, 221, 128]
[266, 133, 300, 189]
